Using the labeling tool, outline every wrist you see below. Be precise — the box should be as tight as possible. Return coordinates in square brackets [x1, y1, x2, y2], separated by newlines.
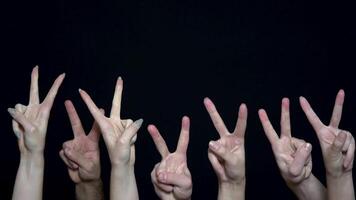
[76, 179, 103, 189]
[219, 178, 246, 190]
[287, 174, 326, 200]
[19, 153, 44, 169]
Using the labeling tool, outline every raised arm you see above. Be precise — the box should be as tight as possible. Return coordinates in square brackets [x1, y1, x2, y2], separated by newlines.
[300, 90, 355, 200]
[79, 77, 142, 200]
[148, 116, 193, 200]
[204, 98, 247, 200]
[258, 98, 326, 200]
[59, 100, 104, 200]
[9, 66, 65, 200]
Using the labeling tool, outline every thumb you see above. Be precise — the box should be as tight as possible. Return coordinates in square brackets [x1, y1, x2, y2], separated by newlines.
[157, 172, 192, 189]
[64, 148, 88, 168]
[289, 143, 312, 176]
[121, 119, 143, 144]
[330, 131, 347, 156]
[208, 140, 230, 161]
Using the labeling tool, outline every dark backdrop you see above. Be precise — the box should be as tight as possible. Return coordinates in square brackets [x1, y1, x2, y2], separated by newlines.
[1, 0, 355, 199]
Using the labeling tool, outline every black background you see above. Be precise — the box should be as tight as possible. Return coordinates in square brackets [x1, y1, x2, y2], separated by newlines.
[1, 0, 355, 199]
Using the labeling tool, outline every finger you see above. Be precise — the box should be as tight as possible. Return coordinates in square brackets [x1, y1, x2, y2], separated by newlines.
[15, 104, 26, 114]
[208, 150, 225, 178]
[176, 116, 190, 154]
[8, 108, 34, 133]
[342, 131, 352, 152]
[289, 143, 312, 176]
[59, 150, 78, 169]
[208, 140, 230, 161]
[151, 168, 173, 192]
[64, 148, 89, 168]
[157, 172, 192, 189]
[12, 120, 22, 139]
[204, 97, 229, 136]
[291, 137, 307, 149]
[233, 103, 248, 138]
[344, 137, 355, 168]
[121, 119, 143, 144]
[280, 98, 292, 138]
[110, 77, 123, 118]
[88, 109, 105, 142]
[42, 73, 66, 109]
[64, 100, 85, 137]
[79, 89, 108, 126]
[258, 109, 279, 146]
[299, 97, 324, 133]
[148, 124, 170, 158]
[331, 131, 347, 154]
[29, 66, 40, 105]
[330, 89, 345, 128]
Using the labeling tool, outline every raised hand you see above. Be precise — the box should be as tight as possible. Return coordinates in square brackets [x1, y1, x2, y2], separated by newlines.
[59, 100, 104, 200]
[78, 77, 142, 200]
[204, 98, 247, 200]
[148, 116, 192, 200]
[60, 100, 102, 183]
[258, 98, 326, 200]
[299, 90, 355, 176]
[300, 90, 355, 200]
[259, 98, 313, 184]
[9, 66, 65, 154]
[9, 66, 65, 200]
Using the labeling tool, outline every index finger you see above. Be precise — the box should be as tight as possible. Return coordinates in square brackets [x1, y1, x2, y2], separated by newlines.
[176, 116, 190, 154]
[42, 73, 66, 109]
[110, 77, 123, 118]
[204, 97, 228, 136]
[64, 100, 85, 138]
[258, 109, 279, 146]
[299, 96, 324, 133]
[280, 98, 292, 138]
[148, 124, 170, 158]
[330, 89, 345, 128]
[79, 89, 108, 127]
[29, 66, 40, 105]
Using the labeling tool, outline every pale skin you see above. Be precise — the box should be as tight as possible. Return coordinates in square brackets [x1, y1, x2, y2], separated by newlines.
[300, 90, 355, 200]
[79, 77, 143, 200]
[8, 66, 65, 200]
[203, 98, 247, 200]
[59, 100, 104, 200]
[258, 98, 326, 200]
[148, 116, 193, 200]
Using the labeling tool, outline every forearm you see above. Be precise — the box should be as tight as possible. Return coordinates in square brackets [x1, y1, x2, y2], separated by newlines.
[287, 174, 326, 200]
[218, 180, 245, 200]
[326, 172, 355, 200]
[12, 154, 44, 200]
[76, 179, 104, 200]
[110, 166, 139, 200]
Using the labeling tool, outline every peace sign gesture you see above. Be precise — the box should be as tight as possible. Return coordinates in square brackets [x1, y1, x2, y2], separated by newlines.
[299, 90, 355, 177]
[9, 66, 65, 154]
[204, 98, 247, 185]
[79, 77, 143, 167]
[59, 100, 102, 184]
[148, 116, 192, 200]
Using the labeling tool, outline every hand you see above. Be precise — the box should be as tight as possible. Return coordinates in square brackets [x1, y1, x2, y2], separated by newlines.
[204, 98, 247, 185]
[8, 66, 65, 155]
[299, 90, 355, 177]
[148, 116, 192, 200]
[78, 77, 143, 167]
[259, 98, 313, 185]
[59, 100, 102, 184]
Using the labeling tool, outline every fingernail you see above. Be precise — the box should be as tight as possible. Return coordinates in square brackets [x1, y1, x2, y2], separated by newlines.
[7, 108, 15, 115]
[118, 76, 122, 80]
[158, 173, 166, 182]
[304, 143, 311, 151]
[209, 141, 219, 150]
[78, 88, 82, 92]
[136, 119, 143, 127]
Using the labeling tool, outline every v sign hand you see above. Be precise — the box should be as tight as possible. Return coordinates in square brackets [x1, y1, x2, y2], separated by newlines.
[259, 98, 326, 200]
[79, 77, 142, 200]
[148, 116, 193, 200]
[204, 98, 247, 200]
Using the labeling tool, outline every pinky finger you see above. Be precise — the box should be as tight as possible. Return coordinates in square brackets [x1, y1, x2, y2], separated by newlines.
[344, 137, 355, 169]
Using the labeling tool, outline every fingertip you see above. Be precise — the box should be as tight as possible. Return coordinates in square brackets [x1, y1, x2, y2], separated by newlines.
[258, 109, 267, 120]
[203, 97, 213, 107]
[282, 97, 289, 106]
